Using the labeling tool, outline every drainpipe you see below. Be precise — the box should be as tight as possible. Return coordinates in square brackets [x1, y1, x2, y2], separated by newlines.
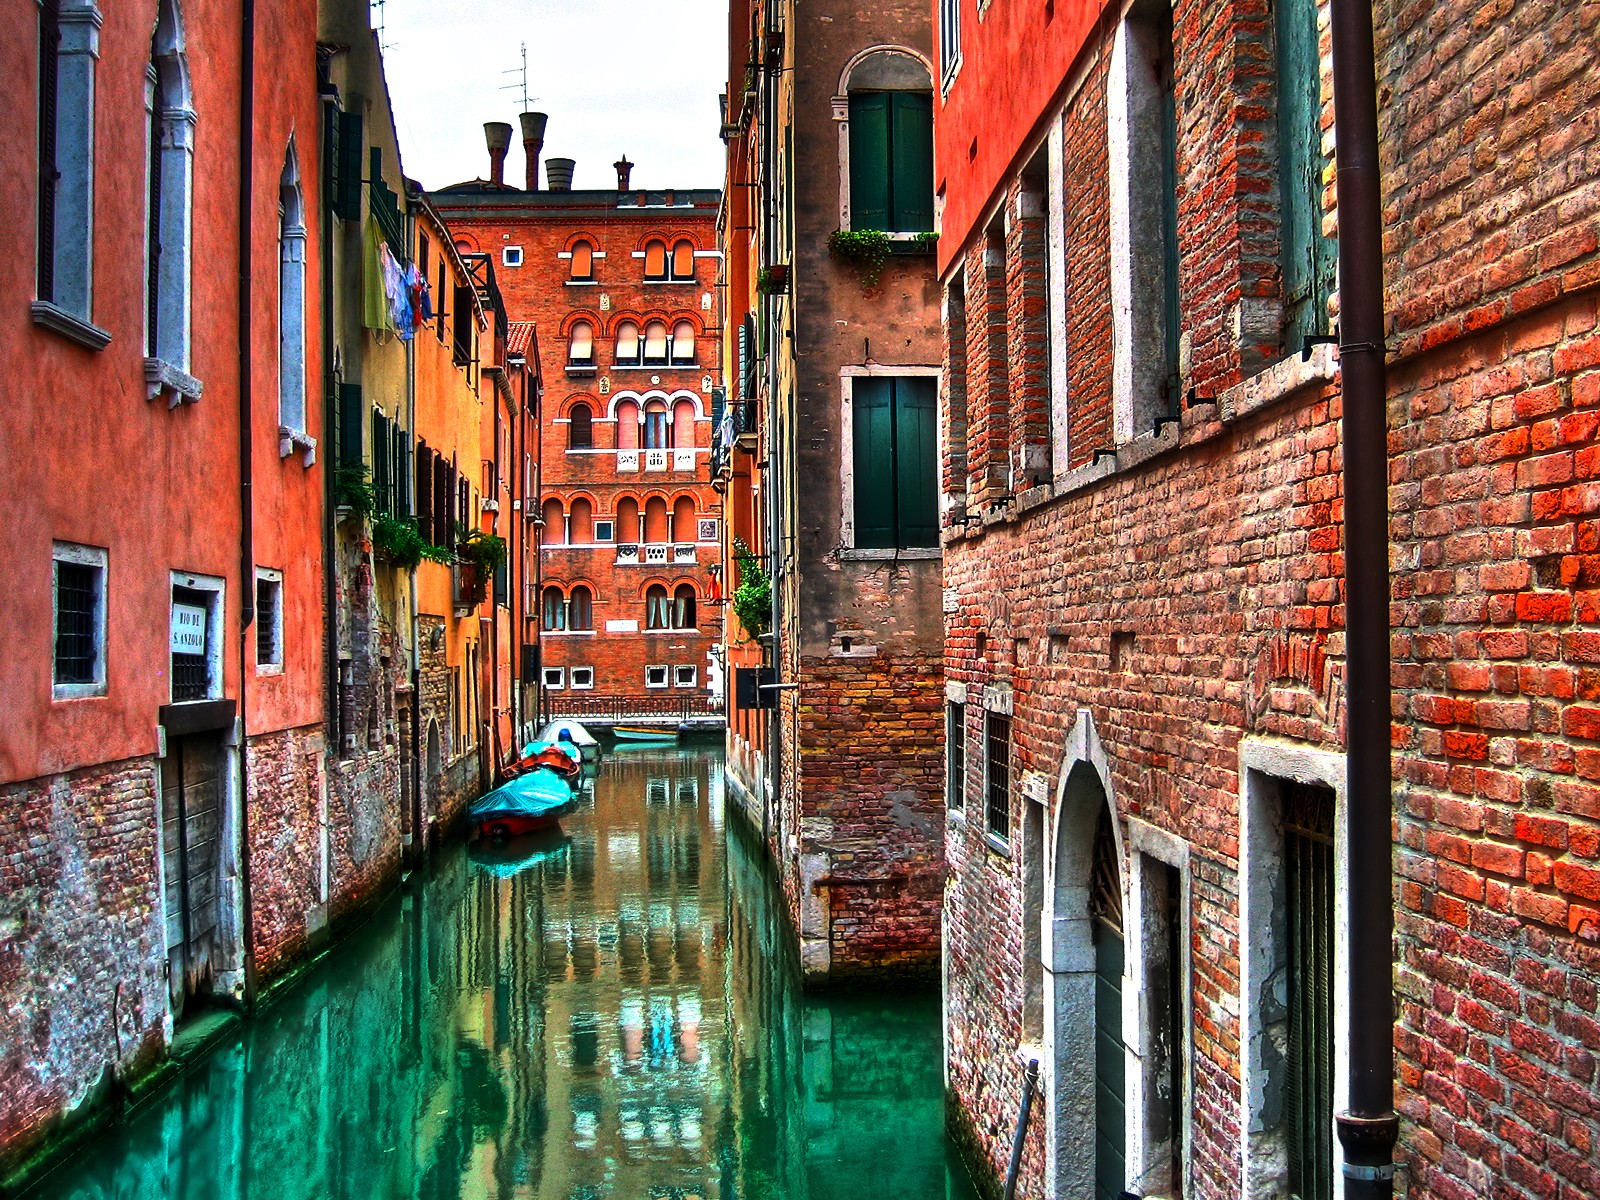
[1330, 0, 1398, 1190]
[318, 73, 340, 833]
[236, 0, 258, 1005]
[405, 202, 422, 863]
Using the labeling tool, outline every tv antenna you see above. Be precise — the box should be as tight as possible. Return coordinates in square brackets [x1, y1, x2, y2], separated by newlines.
[370, 0, 396, 51]
[500, 43, 536, 110]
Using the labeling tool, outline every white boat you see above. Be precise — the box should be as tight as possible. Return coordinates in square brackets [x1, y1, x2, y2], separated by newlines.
[535, 718, 601, 761]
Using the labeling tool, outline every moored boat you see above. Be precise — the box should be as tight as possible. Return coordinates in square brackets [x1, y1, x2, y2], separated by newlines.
[470, 767, 577, 839]
[612, 724, 678, 744]
[536, 718, 601, 761]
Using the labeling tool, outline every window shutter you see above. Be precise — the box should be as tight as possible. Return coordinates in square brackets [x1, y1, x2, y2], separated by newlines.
[890, 92, 935, 233]
[416, 443, 434, 541]
[1276, 0, 1334, 346]
[848, 92, 891, 232]
[372, 410, 391, 513]
[893, 378, 939, 547]
[435, 458, 451, 548]
[852, 378, 896, 549]
[338, 383, 363, 467]
[453, 286, 473, 366]
[334, 109, 363, 221]
[394, 424, 411, 517]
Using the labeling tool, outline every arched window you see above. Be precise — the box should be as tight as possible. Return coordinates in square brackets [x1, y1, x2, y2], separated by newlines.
[568, 320, 594, 366]
[569, 497, 594, 544]
[643, 239, 667, 280]
[672, 584, 697, 629]
[671, 496, 696, 543]
[671, 239, 695, 280]
[643, 400, 671, 449]
[615, 320, 641, 366]
[642, 321, 669, 366]
[670, 320, 696, 365]
[570, 239, 593, 280]
[542, 497, 566, 543]
[278, 140, 307, 439]
[542, 586, 566, 631]
[568, 585, 593, 631]
[616, 399, 640, 450]
[615, 496, 640, 543]
[149, 0, 196, 382]
[672, 399, 697, 448]
[568, 402, 593, 449]
[643, 495, 669, 543]
[645, 584, 671, 629]
[846, 52, 934, 233]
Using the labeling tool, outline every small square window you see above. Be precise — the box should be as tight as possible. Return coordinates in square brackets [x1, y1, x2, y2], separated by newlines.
[255, 570, 283, 672]
[595, 520, 615, 542]
[543, 667, 566, 689]
[646, 665, 669, 689]
[697, 518, 719, 543]
[503, 246, 524, 267]
[571, 667, 595, 690]
[673, 665, 697, 689]
[53, 543, 107, 699]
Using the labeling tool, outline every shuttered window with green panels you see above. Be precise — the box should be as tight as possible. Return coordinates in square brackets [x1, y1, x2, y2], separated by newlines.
[852, 377, 938, 549]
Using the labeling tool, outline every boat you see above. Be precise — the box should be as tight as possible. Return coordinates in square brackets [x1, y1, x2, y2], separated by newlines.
[612, 724, 678, 744]
[512, 738, 583, 784]
[535, 718, 601, 762]
[470, 767, 578, 839]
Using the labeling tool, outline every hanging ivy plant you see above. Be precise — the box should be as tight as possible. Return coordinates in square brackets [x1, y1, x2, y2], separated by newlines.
[827, 229, 893, 289]
[372, 516, 452, 570]
[731, 540, 772, 639]
[335, 465, 378, 519]
[457, 526, 509, 576]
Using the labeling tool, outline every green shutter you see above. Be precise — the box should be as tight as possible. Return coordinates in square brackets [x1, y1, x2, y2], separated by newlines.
[853, 378, 895, 549]
[334, 110, 363, 221]
[372, 410, 391, 513]
[893, 378, 938, 547]
[338, 383, 363, 467]
[890, 92, 934, 232]
[1276, 0, 1335, 347]
[849, 92, 891, 232]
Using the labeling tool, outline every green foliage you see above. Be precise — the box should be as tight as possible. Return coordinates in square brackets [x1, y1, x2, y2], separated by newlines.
[827, 228, 893, 289]
[731, 540, 772, 639]
[335, 465, 378, 519]
[371, 516, 448, 571]
[457, 526, 508, 576]
[914, 230, 939, 244]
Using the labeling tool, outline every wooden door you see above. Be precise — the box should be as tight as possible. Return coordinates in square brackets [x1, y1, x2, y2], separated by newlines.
[161, 733, 224, 1014]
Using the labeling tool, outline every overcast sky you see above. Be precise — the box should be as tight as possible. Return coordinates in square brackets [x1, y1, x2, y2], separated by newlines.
[379, 0, 728, 193]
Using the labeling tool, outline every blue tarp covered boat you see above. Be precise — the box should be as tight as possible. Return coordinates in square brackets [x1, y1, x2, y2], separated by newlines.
[470, 766, 577, 838]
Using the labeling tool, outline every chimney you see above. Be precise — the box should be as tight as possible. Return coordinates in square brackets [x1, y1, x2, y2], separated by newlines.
[484, 122, 513, 188]
[546, 157, 575, 192]
[520, 112, 547, 192]
[614, 155, 633, 191]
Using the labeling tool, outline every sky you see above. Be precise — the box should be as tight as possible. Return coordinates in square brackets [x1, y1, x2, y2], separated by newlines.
[379, 0, 728, 193]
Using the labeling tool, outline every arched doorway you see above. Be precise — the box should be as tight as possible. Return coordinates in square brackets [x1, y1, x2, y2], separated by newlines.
[425, 720, 442, 827]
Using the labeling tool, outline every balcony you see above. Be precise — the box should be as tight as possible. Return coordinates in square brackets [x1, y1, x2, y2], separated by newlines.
[615, 542, 694, 565]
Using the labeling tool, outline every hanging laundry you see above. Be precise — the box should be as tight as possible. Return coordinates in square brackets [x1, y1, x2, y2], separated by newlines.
[379, 243, 414, 341]
[406, 262, 433, 332]
[362, 218, 393, 334]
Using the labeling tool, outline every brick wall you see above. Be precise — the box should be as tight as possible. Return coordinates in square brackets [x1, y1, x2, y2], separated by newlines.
[247, 725, 330, 978]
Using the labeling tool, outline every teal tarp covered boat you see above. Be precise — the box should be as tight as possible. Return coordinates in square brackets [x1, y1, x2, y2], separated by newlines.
[470, 767, 577, 838]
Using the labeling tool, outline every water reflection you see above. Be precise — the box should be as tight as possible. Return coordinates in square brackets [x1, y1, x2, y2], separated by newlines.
[42, 746, 976, 1200]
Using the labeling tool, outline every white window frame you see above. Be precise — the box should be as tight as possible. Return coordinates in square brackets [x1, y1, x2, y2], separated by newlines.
[254, 567, 284, 674]
[145, 0, 200, 405]
[645, 665, 669, 689]
[570, 666, 595, 690]
[939, 0, 962, 89]
[502, 245, 524, 267]
[169, 570, 225, 703]
[673, 665, 697, 689]
[594, 520, 615, 542]
[277, 139, 313, 461]
[51, 541, 107, 700]
[542, 666, 566, 690]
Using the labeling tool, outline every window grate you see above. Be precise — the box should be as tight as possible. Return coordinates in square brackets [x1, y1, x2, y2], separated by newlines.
[256, 578, 280, 666]
[171, 654, 209, 701]
[946, 702, 965, 809]
[1284, 781, 1335, 1200]
[985, 712, 1011, 841]
[53, 561, 96, 684]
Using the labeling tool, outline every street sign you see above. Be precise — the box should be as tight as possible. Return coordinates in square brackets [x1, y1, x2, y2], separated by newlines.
[170, 603, 207, 654]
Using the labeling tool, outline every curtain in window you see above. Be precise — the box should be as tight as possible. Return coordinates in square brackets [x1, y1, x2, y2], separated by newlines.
[569, 403, 593, 448]
[671, 321, 696, 364]
[672, 240, 695, 279]
[672, 585, 696, 629]
[615, 321, 640, 365]
[643, 321, 669, 364]
[646, 585, 671, 629]
[542, 587, 566, 630]
[644, 240, 667, 278]
[568, 321, 593, 363]
[571, 239, 593, 278]
[644, 408, 671, 450]
[568, 586, 593, 631]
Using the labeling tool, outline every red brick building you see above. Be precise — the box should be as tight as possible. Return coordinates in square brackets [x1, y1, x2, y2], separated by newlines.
[935, 0, 1600, 1196]
[431, 128, 724, 725]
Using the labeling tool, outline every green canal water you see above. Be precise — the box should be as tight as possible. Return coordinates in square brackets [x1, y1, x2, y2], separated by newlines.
[39, 746, 979, 1200]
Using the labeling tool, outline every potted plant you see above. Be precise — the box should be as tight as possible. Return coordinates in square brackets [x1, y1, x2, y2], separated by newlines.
[372, 515, 453, 571]
[334, 465, 378, 522]
[731, 540, 772, 639]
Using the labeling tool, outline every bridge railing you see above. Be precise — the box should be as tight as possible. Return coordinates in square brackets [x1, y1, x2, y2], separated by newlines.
[545, 694, 721, 724]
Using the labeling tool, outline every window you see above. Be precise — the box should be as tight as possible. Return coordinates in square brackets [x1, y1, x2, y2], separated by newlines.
[595, 520, 615, 542]
[851, 376, 938, 549]
[278, 143, 308, 443]
[644, 403, 671, 449]
[255, 569, 283, 671]
[643, 239, 668, 280]
[569, 498, 594, 544]
[946, 702, 965, 809]
[568, 585, 594, 631]
[568, 321, 594, 367]
[147, 0, 196, 382]
[646, 665, 669, 688]
[170, 576, 222, 703]
[670, 320, 696, 365]
[52, 542, 106, 698]
[1276, 0, 1335, 347]
[570, 667, 595, 689]
[939, 0, 962, 82]
[1283, 781, 1335, 1200]
[674, 665, 698, 688]
[543, 667, 565, 689]
[34, 0, 108, 345]
[502, 245, 523, 267]
[671, 496, 697, 543]
[569, 402, 593, 449]
[542, 496, 565, 542]
[615, 321, 642, 366]
[645, 584, 670, 630]
[642, 321, 669, 366]
[673, 400, 697, 448]
[848, 73, 934, 232]
[672, 585, 696, 629]
[570, 239, 594, 280]
[542, 586, 567, 631]
[671, 239, 695, 280]
[984, 711, 1011, 842]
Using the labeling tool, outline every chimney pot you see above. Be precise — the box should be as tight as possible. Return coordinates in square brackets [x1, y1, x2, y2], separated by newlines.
[613, 155, 634, 191]
[520, 112, 547, 192]
[546, 157, 576, 192]
[484, 121, 513, 188]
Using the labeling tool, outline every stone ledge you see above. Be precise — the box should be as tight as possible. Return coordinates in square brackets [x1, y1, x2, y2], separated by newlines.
[145, 357, 203, 407]
[1218, 342, 1337, 424]
[837, 547, 942, 562]
[31, 301, 111, 351]
[278, 426, 317, 465]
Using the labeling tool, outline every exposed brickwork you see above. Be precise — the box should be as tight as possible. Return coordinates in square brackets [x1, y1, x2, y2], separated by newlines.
[246, 725, 329, 979]
[1060, 57, 1112, 470]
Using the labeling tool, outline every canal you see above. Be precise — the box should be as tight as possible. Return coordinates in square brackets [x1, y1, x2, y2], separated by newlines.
[40, 746, 979, 1200]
